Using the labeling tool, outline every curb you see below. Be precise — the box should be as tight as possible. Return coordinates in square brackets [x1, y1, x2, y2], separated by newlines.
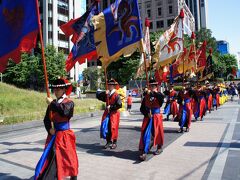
[0, 111, 103, 134]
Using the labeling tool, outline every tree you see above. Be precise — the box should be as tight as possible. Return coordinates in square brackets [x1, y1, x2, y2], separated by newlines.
[3, 45, 66, 90]
[82, 66, 101, 90]
[106, 51, 141, 85]
[195, 28, 218, 54]
[218, 54, 238, 78]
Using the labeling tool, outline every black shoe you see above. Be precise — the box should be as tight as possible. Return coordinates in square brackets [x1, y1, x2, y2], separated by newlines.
[111, 143, 117, 149]
[185, 128, 190, 132]
[178, 128, 184, 133]
[139, 153, 147, 161]
[104, 142, 112, 149]
[154, 147, 163, 155]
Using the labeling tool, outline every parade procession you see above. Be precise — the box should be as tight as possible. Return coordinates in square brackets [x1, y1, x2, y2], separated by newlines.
[1, 0, 240, 180]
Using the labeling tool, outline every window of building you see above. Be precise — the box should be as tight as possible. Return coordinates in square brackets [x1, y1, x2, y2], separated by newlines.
[48, 31, 53, 38]
[156, 0, 162, 6]
[168, 0, 173, 4]
[156, 20, 164, 28]
[58, 33, 68, 41]
[145, 2, 151, 8]
[58, 47, 69, 54]
[169, 5, 173, 14]
[149, 21, 153, 29]
[147, 9, 151, 18]
[167, 19, 174, 26]
[157, 7, 162, 16]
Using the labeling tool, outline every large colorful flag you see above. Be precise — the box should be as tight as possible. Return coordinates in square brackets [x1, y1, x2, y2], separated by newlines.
[60, 1, 99, 72]
[153, 15, 183, 68]
[0, 0, 39, 72]
[135, 18, 151, 78]
[92, 0, 143, 68]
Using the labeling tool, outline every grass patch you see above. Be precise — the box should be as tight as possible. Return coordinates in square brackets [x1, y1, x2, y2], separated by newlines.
[0, 83, 104, 125]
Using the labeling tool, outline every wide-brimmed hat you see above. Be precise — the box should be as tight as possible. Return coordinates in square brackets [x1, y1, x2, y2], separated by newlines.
[50, 78, 72, 95]
[149, 79, 158, 85]
[107, 79, 118, 85]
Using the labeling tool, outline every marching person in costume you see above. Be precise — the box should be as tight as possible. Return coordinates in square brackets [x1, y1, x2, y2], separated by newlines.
[212, 84, 220, 110]
[177, 86, 193, 133]
[139, 79, 164, 161]
[163, 83, 178, 121]
[35, 78, 78, 180]
[205, 81, 213, 113]
[96, 79, 122, 149]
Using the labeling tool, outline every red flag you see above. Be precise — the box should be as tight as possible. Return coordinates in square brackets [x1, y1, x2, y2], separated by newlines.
[197, 41, 207, 72]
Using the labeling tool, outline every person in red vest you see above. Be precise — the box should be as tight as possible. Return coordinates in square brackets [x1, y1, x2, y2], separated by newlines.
[177, 86, 193, 133]
[139, 79, 164, 161]
[127, 93, 133, 112]
[205, 81, 213, 113]
[163, 83, 178, 121]
[35, 78, 78, 180]
[96, 79, 122, 149]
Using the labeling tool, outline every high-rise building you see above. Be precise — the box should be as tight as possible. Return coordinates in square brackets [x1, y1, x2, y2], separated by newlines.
[217, 40, 229, 55]
[39, 0, 87, 82]
[185, 0, 207, 30]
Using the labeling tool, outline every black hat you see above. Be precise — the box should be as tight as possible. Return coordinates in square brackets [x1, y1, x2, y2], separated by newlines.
[107, 79, 118, 85]
[49, 78, 72, 95]
[149, 78, 158, 85]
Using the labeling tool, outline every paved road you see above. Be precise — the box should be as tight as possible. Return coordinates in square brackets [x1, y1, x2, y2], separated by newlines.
[0, 98, 240, 180]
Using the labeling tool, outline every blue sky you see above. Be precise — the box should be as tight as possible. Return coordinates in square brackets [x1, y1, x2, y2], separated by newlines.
[208, 0, 240, 55]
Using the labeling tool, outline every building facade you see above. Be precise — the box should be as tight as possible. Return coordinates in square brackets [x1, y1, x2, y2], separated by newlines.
[39, 0, 87, 82]
[185, 0, 207, 30]
[217, 40, 229, 55]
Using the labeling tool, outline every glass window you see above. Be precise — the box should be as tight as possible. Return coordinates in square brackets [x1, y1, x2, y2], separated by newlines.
[169, 5, 173, 14]
[157, 20, 164, 28]
[158, 7, 162, 16]
[167, 19, 174, 26]
[156, 0, 162, 6]
[147, 9, 151, 18]
[145, 2, 151, 8]
[149, 21, 153, 29]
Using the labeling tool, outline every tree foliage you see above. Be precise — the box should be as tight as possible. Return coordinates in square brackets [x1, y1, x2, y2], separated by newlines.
[106, 51, 141, 85]
[3, 45, 66, 90]
[82, 66, 101, 90]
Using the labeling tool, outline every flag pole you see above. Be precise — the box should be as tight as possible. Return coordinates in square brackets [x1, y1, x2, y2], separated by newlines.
[140, 40, 149, 88]
[104, 67, 109, 106]
[35, 0, 50, 97]
[180, 9, 185, 86]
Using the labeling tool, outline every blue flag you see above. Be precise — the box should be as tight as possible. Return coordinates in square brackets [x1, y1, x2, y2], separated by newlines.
[92, 0, 143, 68]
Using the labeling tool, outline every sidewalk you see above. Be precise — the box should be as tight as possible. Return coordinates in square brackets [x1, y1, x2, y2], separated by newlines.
[0, 99, 239, 179]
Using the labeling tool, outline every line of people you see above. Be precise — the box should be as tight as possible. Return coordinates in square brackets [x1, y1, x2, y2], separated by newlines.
[35, 78, 231, 180]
